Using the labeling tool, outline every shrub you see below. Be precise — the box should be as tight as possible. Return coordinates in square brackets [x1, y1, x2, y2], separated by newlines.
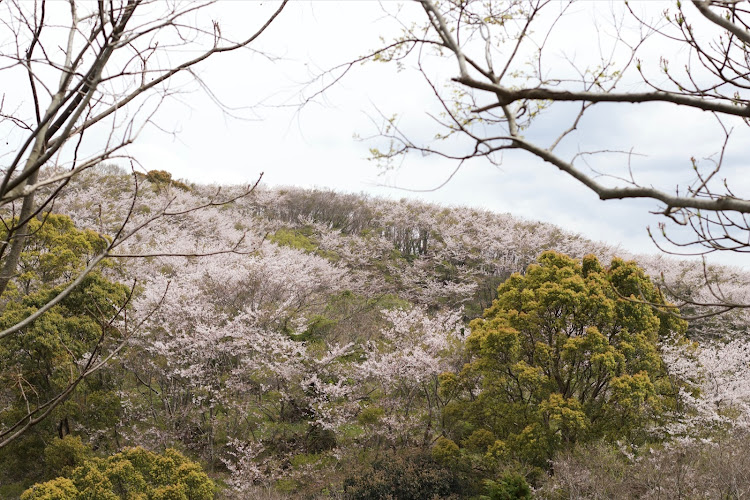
[483, 473, 532, 500]
[22, 447, 215, 500]
[43, 436, 93, 479]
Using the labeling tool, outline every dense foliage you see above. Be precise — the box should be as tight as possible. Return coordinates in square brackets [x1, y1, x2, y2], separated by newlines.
[442, 252, 686, 468]
[2, 168, 750, 498]
[21, 444, 214, 500]
[0, 214, 129, 492]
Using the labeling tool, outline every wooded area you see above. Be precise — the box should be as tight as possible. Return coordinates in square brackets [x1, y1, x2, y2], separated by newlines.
[1, 168, 749, 498]
[3, 1, 750, 498]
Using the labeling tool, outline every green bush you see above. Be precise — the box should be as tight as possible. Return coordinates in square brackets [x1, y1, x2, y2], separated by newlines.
[137, 169, 191, 192]
[269, 227, 318, 253]
[20, 478, 78, 500]
[431, 436, 460, 466]
[483, 473, 532, 500]
[43, 436, 93, 479]
[22, 447, 215, 500]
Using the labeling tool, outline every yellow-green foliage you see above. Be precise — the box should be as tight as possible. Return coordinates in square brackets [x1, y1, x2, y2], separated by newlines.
[443, 251, 687, 468]
[2, 214, 109, 296]
[268, 227, 339, 261]
[20, 478, 78, 500]
[483, 472, 532, 500]
[357, 406, 385, 426]
[0, 272, 130, 429]
[22, 447, 215, 500]
[0, 215, 130, 484]
[136, 169, 191, 192]
[43, 436, 93, 479]
[432, 437, 460, 466]
[270, 227, 318, 253]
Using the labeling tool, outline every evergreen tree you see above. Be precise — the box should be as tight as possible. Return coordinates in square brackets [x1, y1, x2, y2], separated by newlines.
[442, 251, 687, 468]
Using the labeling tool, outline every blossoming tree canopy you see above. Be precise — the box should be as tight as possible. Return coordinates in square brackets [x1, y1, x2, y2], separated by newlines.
[443, 251, 687, 466]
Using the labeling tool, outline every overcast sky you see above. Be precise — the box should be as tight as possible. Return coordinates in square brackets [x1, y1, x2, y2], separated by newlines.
[123, 1, 750, 270]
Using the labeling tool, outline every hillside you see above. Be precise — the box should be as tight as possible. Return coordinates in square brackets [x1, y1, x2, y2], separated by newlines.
[4, 166, 750, 498]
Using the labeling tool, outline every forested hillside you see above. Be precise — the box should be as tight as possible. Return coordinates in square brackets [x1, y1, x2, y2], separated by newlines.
[4, 166, 750, 499]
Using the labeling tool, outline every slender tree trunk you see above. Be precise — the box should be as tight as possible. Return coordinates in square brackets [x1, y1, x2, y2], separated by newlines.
[0, 168, 40, 299]
[0, 30, 72, 300]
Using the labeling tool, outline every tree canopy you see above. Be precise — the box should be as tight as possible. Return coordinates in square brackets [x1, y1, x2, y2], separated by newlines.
[0, 214, 129, 477]
[21, 445, 215, 500]
[441, 251, 687, 467]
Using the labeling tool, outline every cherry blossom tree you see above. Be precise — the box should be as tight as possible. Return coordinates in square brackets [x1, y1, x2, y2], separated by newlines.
[357, 306, 466, 449]
[662, 337, 750, 435]
[115, 223, 355, 473]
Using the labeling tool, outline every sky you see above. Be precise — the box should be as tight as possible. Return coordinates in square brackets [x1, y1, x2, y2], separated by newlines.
[107, 1, 750, 270]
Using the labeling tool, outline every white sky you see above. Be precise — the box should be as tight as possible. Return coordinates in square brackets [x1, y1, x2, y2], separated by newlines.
[119, 1, 750, 269]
